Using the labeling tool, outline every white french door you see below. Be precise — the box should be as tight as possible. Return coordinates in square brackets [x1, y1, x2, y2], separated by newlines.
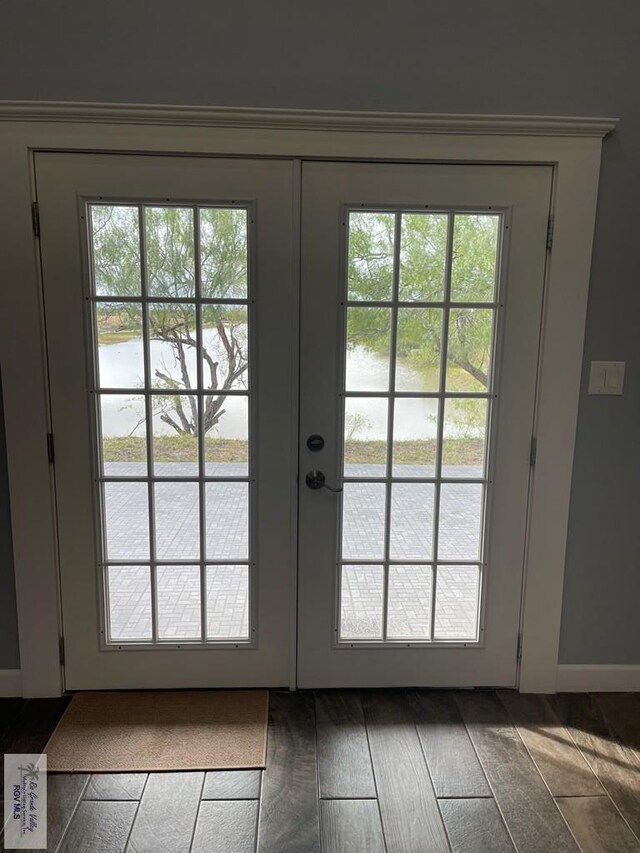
[297, 162, 552, 687]
[36, 153, 551, 690]
[36, 153, 297, 689]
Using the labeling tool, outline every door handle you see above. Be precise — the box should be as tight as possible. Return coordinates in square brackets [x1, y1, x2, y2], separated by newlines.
[305, 470, 343, 493]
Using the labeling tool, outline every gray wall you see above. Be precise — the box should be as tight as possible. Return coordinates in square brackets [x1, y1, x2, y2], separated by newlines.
[0, 375, 20, 668]
[1, 0, 638, 666]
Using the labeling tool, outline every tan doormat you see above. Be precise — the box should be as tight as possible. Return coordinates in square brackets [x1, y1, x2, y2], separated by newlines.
[44, 690, 269, 772]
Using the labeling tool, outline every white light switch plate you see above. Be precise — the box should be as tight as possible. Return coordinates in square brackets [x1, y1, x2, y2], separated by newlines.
[588, 361, 625, 395]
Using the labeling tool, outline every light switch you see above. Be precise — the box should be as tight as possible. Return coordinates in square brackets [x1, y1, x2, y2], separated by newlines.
[588, 361, 625, 395]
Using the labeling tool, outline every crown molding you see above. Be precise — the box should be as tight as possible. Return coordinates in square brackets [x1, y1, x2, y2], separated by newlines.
[0, 101, 618, 138]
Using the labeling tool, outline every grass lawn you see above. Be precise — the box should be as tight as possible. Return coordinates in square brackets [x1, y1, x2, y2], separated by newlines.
[103, 436, 484, 465]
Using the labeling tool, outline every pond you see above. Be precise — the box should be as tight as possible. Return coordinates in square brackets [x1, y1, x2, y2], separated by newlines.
[345, 346, 439, 440]
[98, 335, 440, 439]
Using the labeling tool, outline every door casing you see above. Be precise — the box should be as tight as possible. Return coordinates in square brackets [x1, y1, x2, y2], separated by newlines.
[0, 103, 614, 695]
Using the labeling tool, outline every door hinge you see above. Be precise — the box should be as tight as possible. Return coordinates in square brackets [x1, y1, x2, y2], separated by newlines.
[546, 216, 554, 251]
[529, 436, 537, 467]
[59, 637, 65, 666]
[47, 432, 55, 464]
[516, 633, 523, 662]
[31, 202, 40, 238]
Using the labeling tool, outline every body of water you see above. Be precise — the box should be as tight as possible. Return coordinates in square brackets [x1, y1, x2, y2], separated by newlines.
[344, 346, 439, 440]
[99, 329, 248, 439]
[99, 337, 441, 440]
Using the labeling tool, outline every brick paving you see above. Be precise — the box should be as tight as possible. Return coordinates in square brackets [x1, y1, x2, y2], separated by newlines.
[108, 564, 249, 641]
[104, 462, 483, 642]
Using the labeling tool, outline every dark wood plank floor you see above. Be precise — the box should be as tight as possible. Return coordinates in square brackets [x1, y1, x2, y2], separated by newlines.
[1, 690, 640, 852]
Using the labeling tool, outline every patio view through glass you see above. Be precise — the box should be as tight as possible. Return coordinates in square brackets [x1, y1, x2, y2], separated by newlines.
[89, 203, 252, 644]
[88, 202, 500, 648]
[339, 210, 500, 643]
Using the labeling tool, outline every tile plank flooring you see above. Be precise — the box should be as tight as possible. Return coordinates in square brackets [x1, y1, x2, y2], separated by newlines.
[1, 690, 639, 852]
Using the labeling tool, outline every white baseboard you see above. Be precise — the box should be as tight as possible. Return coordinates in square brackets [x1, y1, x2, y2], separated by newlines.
[0, 669, 22, 697]
[557, 664, 640, 692]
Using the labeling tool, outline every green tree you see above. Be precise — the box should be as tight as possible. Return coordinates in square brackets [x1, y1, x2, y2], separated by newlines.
[93, 205, 248, 437]
[94, 207, 498, 442]
[347, 211, 498, 391]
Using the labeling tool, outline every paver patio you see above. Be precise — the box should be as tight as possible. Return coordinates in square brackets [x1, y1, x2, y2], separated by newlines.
[104, 462, 483, 642]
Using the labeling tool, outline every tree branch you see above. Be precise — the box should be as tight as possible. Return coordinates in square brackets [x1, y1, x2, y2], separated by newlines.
[159, 412, 185, 435]
[202, 348, 219, 390]
[204, 395, 227, 432]
[449, 356, 488, 388]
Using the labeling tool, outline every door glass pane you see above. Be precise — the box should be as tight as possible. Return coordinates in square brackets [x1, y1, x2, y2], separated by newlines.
[392, 398, 438, 478]
[442, 398, 488, 478]
[151, 396, 199, 477]
[205, 482, 249, 560]
[341, 483, 386, 560]
[100, 394, 147, 477]
[344, 397, 388, 478]
[157, 565, 201, 640]
[348, 212, 395, 302]
[445, 308, 494, 392]
[204, 395, 249, 477]
[339, 207, 501, 644]
[387, 565, 433, 640]
[434, 565, 480, 640]
[104, 482, 149, 560]
[340, 565, 384, 640]
[96, 302, 144, 388]
[89, 201, 254, 646]
[399, 213, 448, 302]
[390, 483, 434, 560]
[155, 482, 200, 561]
[107, 565, 152, 642]
[90, 205, 141, 297]
[200, 208, 248, 299]
[346, 307, 392, 391]
[207, 565, 250, 640]
[148, 303, 198, 390]
[201, 305, 249, 391]
[395, 308, 443, 392]
[145, 206, 195, 298]
[450, 214, 499, 303]
[438, 483, 484, 561]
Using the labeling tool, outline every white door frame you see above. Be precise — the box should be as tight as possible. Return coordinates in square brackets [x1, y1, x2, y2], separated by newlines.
[0, 102, 616, 696]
